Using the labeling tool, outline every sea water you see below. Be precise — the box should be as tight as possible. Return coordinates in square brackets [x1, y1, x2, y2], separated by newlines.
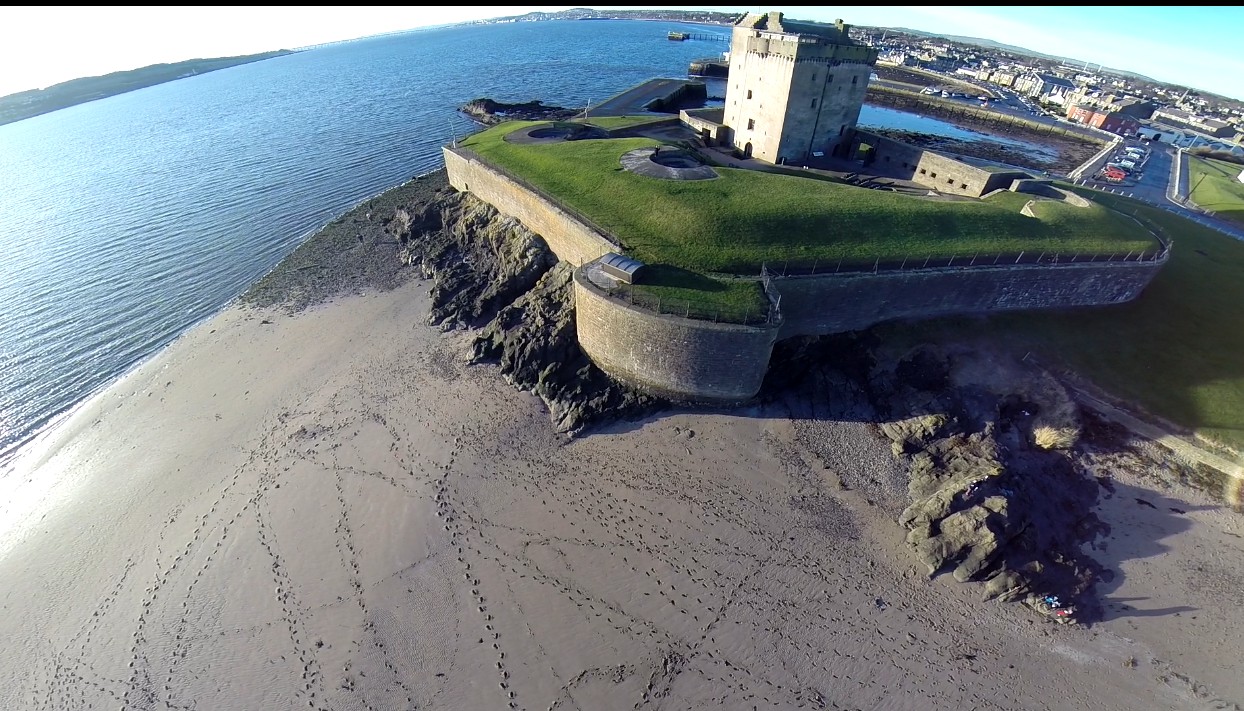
[0, 19, 1057, 466]
[0, 19, 732, 465]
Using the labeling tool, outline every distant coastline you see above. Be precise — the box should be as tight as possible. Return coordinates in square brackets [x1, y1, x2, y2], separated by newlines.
[466, 8, 738, 27]
[0, 49, 296, 127]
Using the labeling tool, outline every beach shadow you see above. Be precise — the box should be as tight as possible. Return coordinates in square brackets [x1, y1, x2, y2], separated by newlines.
[1098, 597, 1198, 621]
[1078, 478, 1211, 623]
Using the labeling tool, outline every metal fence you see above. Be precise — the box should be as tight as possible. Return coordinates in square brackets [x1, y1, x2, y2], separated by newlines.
[754, 244, 1168, 279]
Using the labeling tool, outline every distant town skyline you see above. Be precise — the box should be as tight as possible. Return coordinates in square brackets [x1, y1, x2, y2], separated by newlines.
[0, 6, 1240, 102]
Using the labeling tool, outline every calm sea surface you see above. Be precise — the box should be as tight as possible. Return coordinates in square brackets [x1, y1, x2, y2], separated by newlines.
[0, 19, 1023, 466]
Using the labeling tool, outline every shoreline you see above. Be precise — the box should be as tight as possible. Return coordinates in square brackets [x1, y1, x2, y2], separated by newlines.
[0, 169, 446, 474]
[2, 167, 1242, 709]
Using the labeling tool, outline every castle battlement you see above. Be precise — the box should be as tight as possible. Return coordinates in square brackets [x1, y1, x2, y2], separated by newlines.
[722, 11, 880, 164]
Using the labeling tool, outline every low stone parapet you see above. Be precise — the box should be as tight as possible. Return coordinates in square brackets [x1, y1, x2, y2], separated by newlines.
[573, 266, 780, 402]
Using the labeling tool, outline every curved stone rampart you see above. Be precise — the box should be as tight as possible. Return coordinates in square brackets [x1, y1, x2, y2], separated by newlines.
[573, 268, 780, 402]
[446, 147, 1168, 401]
[444, 147, 616, 266]
[774, 258, 1164, 339]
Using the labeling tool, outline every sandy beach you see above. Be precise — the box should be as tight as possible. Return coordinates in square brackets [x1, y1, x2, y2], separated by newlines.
[3, 213, 1243, 710]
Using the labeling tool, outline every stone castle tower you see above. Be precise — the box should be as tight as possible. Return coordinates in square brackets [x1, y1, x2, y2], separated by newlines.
[723, 11, 879, 164]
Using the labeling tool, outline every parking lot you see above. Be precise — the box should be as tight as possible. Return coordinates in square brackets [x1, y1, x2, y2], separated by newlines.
[1092, 142, 1151, 185]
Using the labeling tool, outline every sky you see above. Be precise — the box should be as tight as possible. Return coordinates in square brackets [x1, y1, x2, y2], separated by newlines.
[1, 6, 1241, 102]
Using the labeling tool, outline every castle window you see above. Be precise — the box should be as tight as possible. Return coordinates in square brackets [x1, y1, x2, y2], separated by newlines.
[811, 72, 817, 82]
[827, 74, 834, 83]
[747, 89, 753, 99]
[960, 183, 968, 190]
[947, 178, 955, 185]
[919, 168, 927, 175]
[853, 75, 858, 85]
[839, 126, 845, 136]
[931, 172, 938, 178]
[748, 118, 755, 130]
[811, 98, 817, 109]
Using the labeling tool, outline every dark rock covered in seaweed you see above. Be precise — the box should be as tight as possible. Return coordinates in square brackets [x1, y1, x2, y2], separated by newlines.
[471, 263, 666, 434]
[459, 97, 579, 126]
[397, 192, 557, 330]
[394, 183, 662, 434]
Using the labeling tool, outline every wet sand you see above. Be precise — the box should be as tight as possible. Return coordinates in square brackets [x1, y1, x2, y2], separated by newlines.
[2, 254, 1242, 709]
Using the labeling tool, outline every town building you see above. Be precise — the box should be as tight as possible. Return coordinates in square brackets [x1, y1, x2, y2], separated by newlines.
[1013, 72, 1077, 106]
[1065, 104, 1140, 136]
[1068, 90, 1155, 121]
[1151, 107, 1236, 138]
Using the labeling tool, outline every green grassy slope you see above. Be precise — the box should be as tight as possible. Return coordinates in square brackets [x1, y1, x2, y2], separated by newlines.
[1189, 155, 1244, 226]
[894, 189, 1244, 451]
[462, 121, 1157, 275]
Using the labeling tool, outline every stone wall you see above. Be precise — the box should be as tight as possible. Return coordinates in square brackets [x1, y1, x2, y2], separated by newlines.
[854, 131, 1028, 197]
[774, 259, 1164, 339]
[680, 108, 728, 145]
[573, 268, 780, 402]
[443, 147, 616, 266]
[445, 145, 1166, 402]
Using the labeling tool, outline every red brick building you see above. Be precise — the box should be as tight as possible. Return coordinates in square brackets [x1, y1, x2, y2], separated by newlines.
[1066, 104, 1140, 135]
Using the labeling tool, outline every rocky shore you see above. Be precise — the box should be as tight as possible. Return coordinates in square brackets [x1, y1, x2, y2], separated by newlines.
[243, 169, 662, 435]
[237, 166, 1232, 628]
[766, 334, 1118, 623]
[867, 125, 1098, 175]
[459, 97, 579, 126]
[8, 155, 1231, 710]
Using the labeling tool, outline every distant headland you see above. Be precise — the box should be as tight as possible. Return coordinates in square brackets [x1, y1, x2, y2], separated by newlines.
[466, 8, 738, 26]
[0, 49, 295, 127]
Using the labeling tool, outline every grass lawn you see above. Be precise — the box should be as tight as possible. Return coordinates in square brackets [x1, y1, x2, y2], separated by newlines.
[574, 115, 677, 130]
[882, 188, 1244, 452]
[627, 266, 769, 323]
[462, 121, 1158, 275]
[1188, 155, 1244, 226]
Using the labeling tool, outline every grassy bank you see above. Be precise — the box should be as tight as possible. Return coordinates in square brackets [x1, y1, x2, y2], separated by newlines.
[882, 188, 1244, 451]
[625, 266, 769, 324]
[1188, 155, 1244, 226]
[576, 115, 676, 130]
[461, 121, 1157, 276]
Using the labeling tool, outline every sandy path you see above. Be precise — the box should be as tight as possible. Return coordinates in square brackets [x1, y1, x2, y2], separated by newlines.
[1, 279, 1241, 710]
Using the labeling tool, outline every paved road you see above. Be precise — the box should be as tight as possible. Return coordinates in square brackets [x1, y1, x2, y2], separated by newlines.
[591, 78, 694, 117]
[1071, 141, 1244, 242]
[1122, 143, 1174, 205]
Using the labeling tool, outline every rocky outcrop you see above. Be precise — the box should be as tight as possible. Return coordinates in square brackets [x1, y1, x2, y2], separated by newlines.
[459, 97, 579, 126]
[241, 172, 451, 313]
[772, 337, 1106, 624]
[878, 346, 1105, 623]
[472, 263, 665, 434]
[397, 191, 557, 330]
[391, 177, 662, 434]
